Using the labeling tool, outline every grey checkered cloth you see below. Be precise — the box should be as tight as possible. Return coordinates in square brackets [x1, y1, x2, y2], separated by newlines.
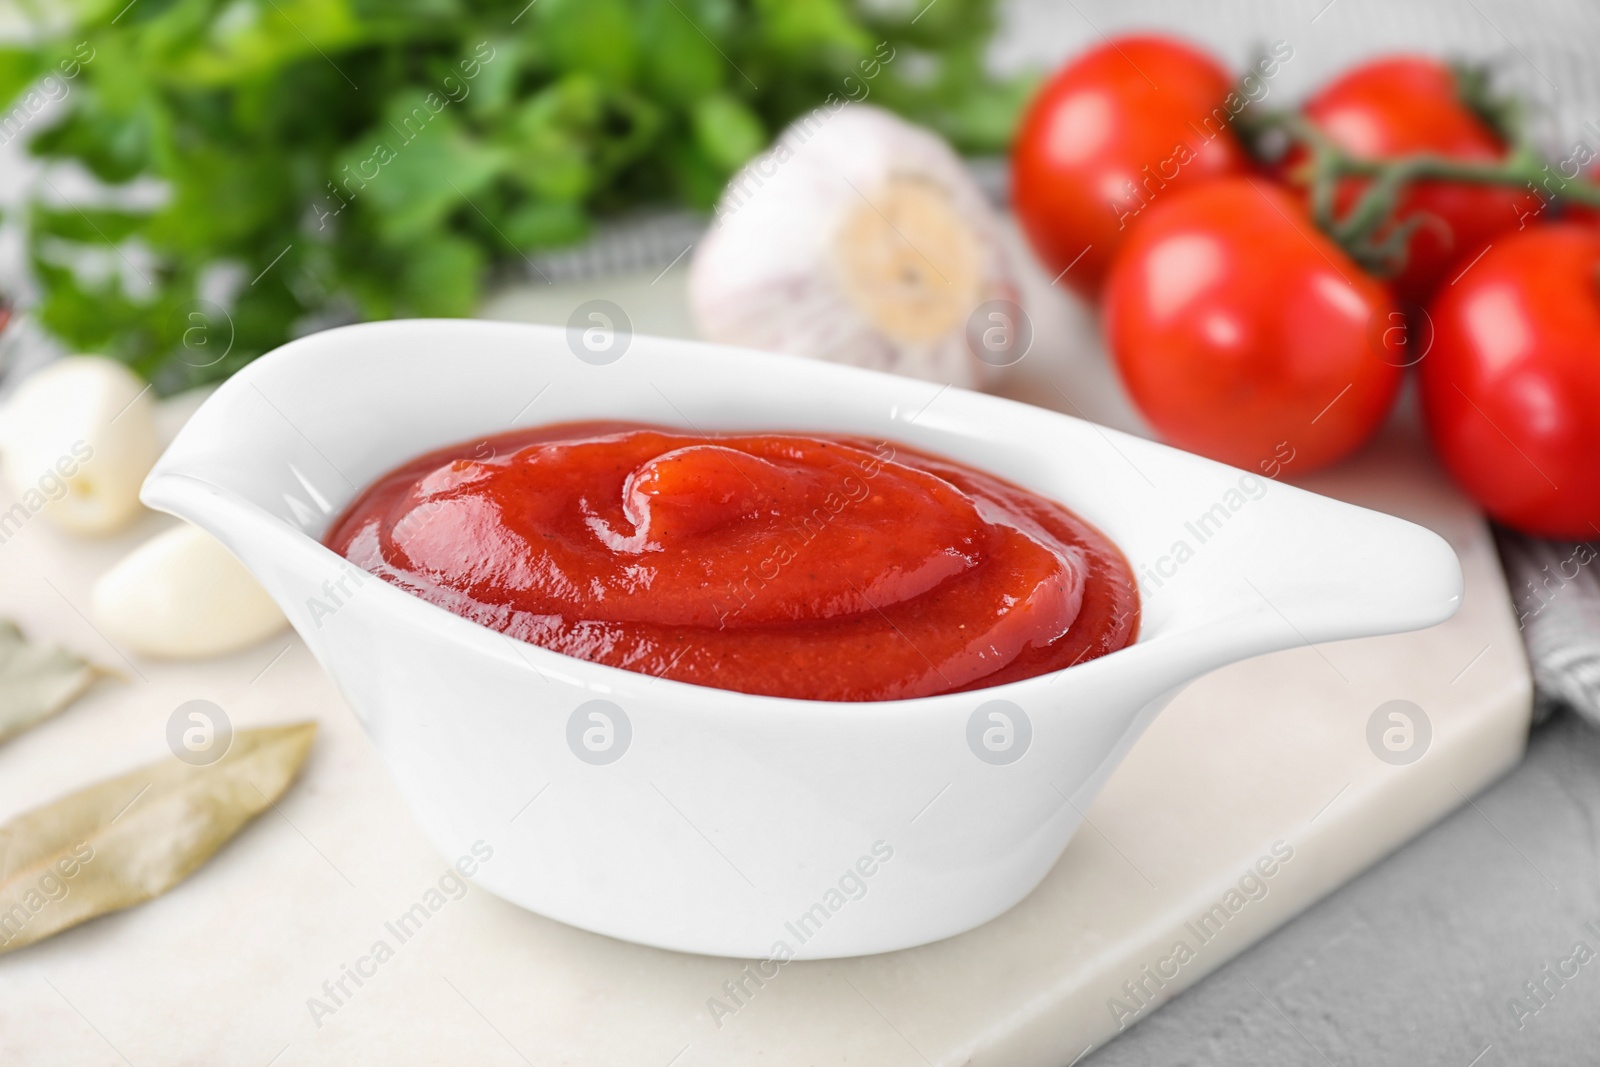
[1496, 529, 1600, 727]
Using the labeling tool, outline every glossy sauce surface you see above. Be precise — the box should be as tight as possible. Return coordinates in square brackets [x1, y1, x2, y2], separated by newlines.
[325, 423, 1139, 701]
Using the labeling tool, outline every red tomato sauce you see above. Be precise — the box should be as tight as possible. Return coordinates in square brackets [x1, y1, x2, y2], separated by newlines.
[324, 423, 1139, 701]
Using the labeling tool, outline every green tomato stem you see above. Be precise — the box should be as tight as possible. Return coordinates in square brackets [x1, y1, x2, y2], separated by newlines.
[1247, 110, 1600, 276]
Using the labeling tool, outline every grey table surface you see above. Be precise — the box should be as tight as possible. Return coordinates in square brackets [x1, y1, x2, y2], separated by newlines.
[1085, 711, 1600, 1065]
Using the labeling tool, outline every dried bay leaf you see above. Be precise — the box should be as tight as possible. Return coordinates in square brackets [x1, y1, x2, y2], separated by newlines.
[0, 721, 317, 954]
[0, 620, 109, 744]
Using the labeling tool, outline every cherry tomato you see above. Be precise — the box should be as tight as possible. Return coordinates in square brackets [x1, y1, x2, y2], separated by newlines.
[1011, 35, 1255, 300]
[1419, 224, 1600, 539]
[1103, 178, 1404, 473]
[1284, 56, 1542, 302]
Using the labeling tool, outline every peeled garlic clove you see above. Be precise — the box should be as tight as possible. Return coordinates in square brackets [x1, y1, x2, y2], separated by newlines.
[0, 356, 161, 535]
[689, 104, 1021, 389]
[92, 524, 288, 659]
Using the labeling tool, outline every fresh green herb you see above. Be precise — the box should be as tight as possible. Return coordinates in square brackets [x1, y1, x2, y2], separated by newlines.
[2, 0, 1025, 393]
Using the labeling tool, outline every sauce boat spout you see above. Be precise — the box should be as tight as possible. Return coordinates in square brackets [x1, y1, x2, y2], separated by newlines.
[1110, 442, 1465, 678]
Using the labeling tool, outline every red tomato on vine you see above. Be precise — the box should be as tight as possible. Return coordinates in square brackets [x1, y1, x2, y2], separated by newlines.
[1419, 224, 1600, 539]
[1103, 179, 1405, 473]
[1012, 36, 1262, 299]
[1282, 56, 1543, 301]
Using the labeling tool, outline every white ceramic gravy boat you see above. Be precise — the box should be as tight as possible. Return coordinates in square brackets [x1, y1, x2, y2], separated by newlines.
[143, 319, 1461, 959]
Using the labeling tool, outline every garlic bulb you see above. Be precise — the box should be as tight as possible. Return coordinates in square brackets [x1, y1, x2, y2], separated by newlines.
[689, 104, 1021, 389]
[92, 523, 288, 659]
[0, 356, 161, 535]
